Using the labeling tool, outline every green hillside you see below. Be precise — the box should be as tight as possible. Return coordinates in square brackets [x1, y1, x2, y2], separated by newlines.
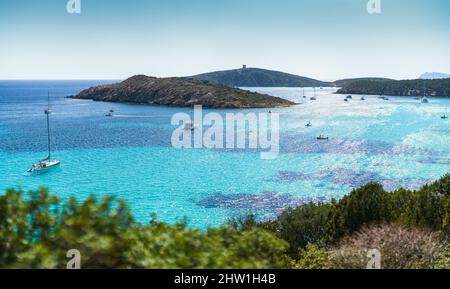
[191, 67, 331, 87]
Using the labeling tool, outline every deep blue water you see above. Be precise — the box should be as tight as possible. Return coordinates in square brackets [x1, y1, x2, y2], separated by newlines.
[0, 81, 449, 228]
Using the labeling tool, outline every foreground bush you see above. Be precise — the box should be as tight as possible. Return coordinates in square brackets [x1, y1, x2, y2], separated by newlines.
[263, 174, 450, 258]
[0, 189, 289, 269]
[293, 244, 333, 269]
[331, 223, 449, 269]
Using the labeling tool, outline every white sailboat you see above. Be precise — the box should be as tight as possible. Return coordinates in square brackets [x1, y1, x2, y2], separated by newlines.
[29, 92, 60, 173]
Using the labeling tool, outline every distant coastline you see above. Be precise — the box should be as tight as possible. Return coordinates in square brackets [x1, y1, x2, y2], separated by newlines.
[192, 67, 450, 98]
[62, 67, 450, 101]
[335, 78, 450, 97]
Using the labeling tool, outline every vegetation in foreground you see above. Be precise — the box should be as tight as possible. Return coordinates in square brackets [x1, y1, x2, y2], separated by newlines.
[0, 174, 449, 269]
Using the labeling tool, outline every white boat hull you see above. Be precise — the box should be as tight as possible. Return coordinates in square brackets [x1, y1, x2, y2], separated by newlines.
[29, 160, 61, 172]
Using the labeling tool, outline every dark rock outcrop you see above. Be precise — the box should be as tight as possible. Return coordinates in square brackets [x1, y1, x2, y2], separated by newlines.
[69, 75, 295, 108]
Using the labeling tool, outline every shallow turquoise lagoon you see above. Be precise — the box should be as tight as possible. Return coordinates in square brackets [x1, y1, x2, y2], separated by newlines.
[0, 82, 449, 228]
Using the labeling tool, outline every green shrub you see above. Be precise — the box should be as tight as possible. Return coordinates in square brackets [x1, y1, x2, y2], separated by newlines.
[276, 203, 332, 257]
[0, 190, 29, 267]
[293, 244, 333, 269]
[125, 220, 290, 269]
[434, 248, 450, 269]
[335, 183, 392, 234]
[0, 188, 290, 269]
[262, 174, 450, 256]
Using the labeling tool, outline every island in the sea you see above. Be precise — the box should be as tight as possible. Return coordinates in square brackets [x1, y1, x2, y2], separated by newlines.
[191, 66, 330, 87]
[68, 75, 295, 108]
[336, 78, 450, 97]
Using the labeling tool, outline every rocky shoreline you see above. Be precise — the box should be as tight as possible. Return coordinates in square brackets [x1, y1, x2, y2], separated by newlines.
[68, 75, 295, 109]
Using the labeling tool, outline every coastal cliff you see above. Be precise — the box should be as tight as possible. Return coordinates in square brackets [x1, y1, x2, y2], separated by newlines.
[69, 75, 295, 108]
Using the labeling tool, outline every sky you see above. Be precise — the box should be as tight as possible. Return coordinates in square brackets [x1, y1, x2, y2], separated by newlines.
[0, 0, 449, 81]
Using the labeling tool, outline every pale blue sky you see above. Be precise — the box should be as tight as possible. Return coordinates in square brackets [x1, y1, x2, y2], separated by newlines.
[0, 0, 449, 80]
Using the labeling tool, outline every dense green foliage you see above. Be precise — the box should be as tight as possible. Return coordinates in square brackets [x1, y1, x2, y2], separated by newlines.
[293, 244, 333, 269]
[261, 175, 450, 258]
[0, 174, 448, 269]
[333, 77, 394, 87]
[0, 189, 289, 269]
[435, 248, 450, 269]
[191, 67, 330, 87]
[336, 78, 450, 97]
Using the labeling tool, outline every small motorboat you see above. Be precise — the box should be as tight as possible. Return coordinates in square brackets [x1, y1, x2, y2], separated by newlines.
[344, 98, 349, 102]
[268, 110, 273, 114]
[109, 109, 115, 113]
[105, 113, 113, 117]
[420, 97, 429, 103]
[317, 134, 329, 140]
[346, 95, 352, 99]
[361, 97, 365, 101]
[305, 122, 312, 127]
[442, 115, 448, 119]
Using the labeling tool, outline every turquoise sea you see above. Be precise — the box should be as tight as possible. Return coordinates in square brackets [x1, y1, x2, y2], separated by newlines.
[0, 81, 449, 228]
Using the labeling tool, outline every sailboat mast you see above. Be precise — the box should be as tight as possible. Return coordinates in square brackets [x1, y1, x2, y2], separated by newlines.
[46, 92, 51, 160]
